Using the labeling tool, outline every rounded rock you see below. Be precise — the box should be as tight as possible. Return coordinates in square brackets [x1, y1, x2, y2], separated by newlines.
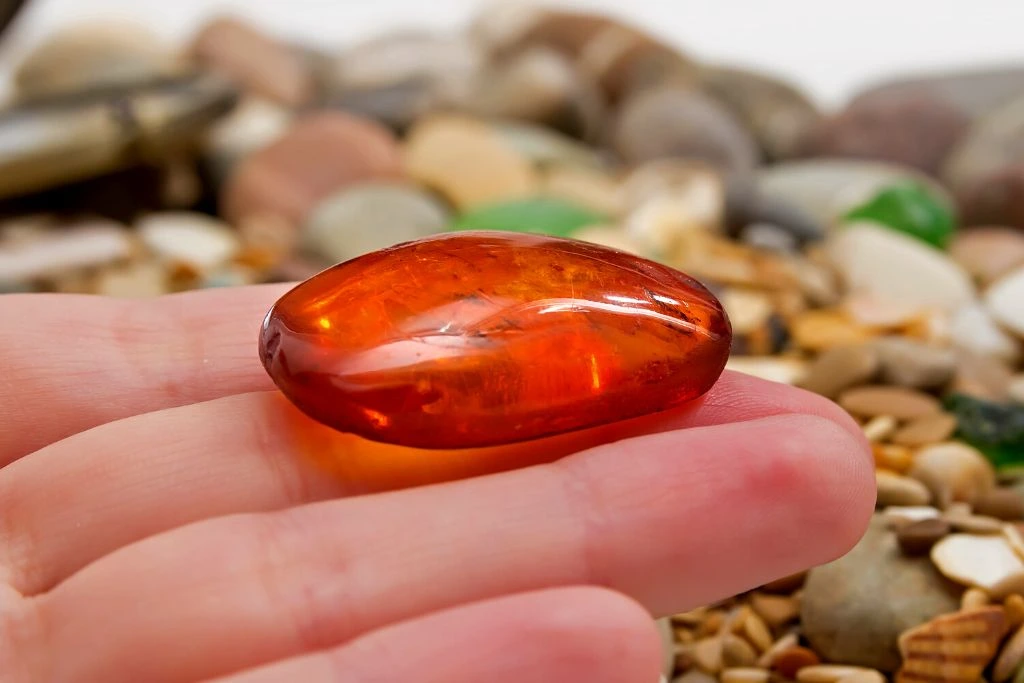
[826, 223, 976, 313]
[612, 85, 760, 174]
[891, 413, 959, 447]
[949, 227, 1024, 287]
[221, 111, 403, 228]
[975, 488, 1024, 521]
[136, 212, 240, 271]
[895, 517, 951, 556]
[838, 386, 942, 421]
[404, 114, 538, 211]
[301, 183, 450, 266]
[950, 303, 1021, 365]
[877, 471, 933, 507]
[872, 337, 956, 390]
[798, 344, 880, 399]
[986, 267, 1024, 338]
[800, 514, 962, 672]
[910, 442, 997, 508]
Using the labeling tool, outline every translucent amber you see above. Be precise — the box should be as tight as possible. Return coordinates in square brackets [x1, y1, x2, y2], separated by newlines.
[259, 231, 731, 449]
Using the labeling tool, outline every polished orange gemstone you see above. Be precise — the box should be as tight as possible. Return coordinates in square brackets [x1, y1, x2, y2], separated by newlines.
[259, 231, 731, 449]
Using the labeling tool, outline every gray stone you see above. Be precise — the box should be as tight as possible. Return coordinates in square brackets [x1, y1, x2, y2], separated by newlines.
[851, 66, 1024, 119]
[302, 183, 450, 265]
[872, 337, 956, 390]
[800, 514, 962, 672]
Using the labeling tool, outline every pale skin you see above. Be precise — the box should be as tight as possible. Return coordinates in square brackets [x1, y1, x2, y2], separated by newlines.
[0, 284, 877, 683]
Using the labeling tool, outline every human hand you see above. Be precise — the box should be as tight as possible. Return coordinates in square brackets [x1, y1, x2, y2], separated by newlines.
[0, 285, 875, 683]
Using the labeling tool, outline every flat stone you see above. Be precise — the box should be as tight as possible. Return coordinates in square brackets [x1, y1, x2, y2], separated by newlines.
[931, 533, 1024, 598]
[896, 518, 951, 556]
[975, 488, 1024, 521]
[94, 261, 168, 298]
[872, 337, 956, 389]
[0, 220, 132, 284]
[950, 227, 1024, 286]
[950, 349, 1015, 401]
[13, 20, 178, 98]
[950, 303, 1021, 365]
[910, 442, 997, 508]
[891, 413, 959, 447]
[877, 471, 933, 507]
[493, 121, 608, 169]
[838, 386, 942, 420]
[986, 267, 1024, 338]
[136, 213, 239, 271]
[202, 97, 292, 191]
[799, 344, 879, 399]
[725, 357, 807, 386]
[612, 85, 760, 174]
[791, 310, 872, 352]
[826, 223, 975, 313]
[995, 624, 1024, 683]
[540, 165, 623, 217]
[800, 515, 961, 672]
[404, 114, 538, 211]
[222, 111, 403, 228]
[301, 183, 450, 266]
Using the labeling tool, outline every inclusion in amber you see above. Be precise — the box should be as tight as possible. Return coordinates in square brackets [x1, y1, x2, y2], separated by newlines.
[259, 231, 732, 449]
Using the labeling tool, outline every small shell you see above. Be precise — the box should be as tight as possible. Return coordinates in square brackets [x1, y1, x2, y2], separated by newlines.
[895, 606, 1008, 683]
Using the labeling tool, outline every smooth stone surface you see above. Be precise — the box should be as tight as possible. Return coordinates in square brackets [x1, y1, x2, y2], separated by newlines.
[202, 97, 292, 190]
[136, 212, 240, 270]
[724, 357, 807, 386]
[95, 260, 168, 298]
[826, 223, 975, 312]
[404, 115, 539, 210]
[895, 518, 951, 556]
[949, 227, 1024, 286]
[697, 64, 821, 162]
[493, 121, 609, 169]
[612, 85, 760, 174]
[260, 231, 731, 449]
[189, 16, 317, 106]
[872, 337, 956, 390]
[910, 442, 997, 508]
[950, 303, 1022, 364]
[930, 534, 1024, 598]
[799, 344, 880, 399]
[1012, 374, 1024, 404]
[320, 76, 438, 134]
[756, 159, 954, 231]
[725, 178, 825, 245]
[986, 267, 1024, 337]
[540, 165, 623, 217]
[13, 20, 178, 98]
[222, 111, 403, 227]
[877, 471, 933, 507]
[851, 66, 1024, 119]
[838, 386, 942, 420]
[950, 349, 1015, 402]
[891, 413, 959, 447]
[801, 89, 969, 176]
[0, 220, 132, 284]
[800, 514, 962, 672]
[974, 488, 1024, 521]
[301, 183, 450, 265]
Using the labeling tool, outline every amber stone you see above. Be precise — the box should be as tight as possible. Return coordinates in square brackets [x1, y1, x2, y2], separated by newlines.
[259, 231, 731, 449]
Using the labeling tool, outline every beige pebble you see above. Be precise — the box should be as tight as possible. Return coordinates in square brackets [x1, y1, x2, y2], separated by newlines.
[873, 336, 957, 389]
[873, 444, 914, 474]
[721, 668, 771, 683]
[722, 633, 759, 668]
[961, 586, 992, 610]
[791, 310, 872, 352]
[740, 610, 774, 653]
[950, 303, 1021, 365]
[877, 471, 933, 507]
[950, 349, 1016, 402]
[672, 670, 717, 683]
[896, 606, 1008, 683]
[797, 665, 879, 683]
[882, 505, 941, 528]
[721, 288, 774, 336]
[692, 637, 724, 673]
[749, 593, 800, 629]
[94, 261, 168, 298]
[945, 511, 1006, 535]
[0, 221, 132, 284]
[404, 114, 538, 210]
[835, 670, 886, 683]
[136, 212, 240, 271]
[843, 293, 928, 329]
[757, 632, 800, 668]
[931, 533, 1024, 598]
[726, 357, 807, 386]
[976, 489, 1024, 521]
[950, 226, 1024, 286]
[571, 225, 648, 256]
[541, 165, 623, 217]
[799, 344, 880, 399]
[891, 413, 958, 447]
[862, 415, 898, 442]
[987, 267, 1024, 338]
[839, 386, 942, 420]
[994, 623, 1024, 682]
[1010, 373, 1024, 404]
[911, 442, 997, 508]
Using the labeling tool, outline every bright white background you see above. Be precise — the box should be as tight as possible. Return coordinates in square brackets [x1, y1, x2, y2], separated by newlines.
[0, 0, 1022, 107]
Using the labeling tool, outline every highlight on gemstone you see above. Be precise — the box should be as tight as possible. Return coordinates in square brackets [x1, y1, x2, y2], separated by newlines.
[259, 230, 732, 449]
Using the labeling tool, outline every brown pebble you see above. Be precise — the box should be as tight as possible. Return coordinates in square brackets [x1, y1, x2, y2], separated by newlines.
[1006, 594, 1024, 628]
[896, 517, 951, 555]
[771, 646, 821, 680]
[944, 511, 1006, 535]
[673, 670, 718, 683]
[221, 112, 403, 228]
[722, 668, 771, 683]
[799, 344, 880, 399]
[189, 16, 316, 106]
[838, 386, 943, 420]
[723, 633, 760, 668]
[741, 610, 775, 653]
[949, 226, 1024, 286]
[693, 636, 724, 673]
[976, 488, 1024, 521]
[961, 586, 992, 610]
[891, 413, 958, 447]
